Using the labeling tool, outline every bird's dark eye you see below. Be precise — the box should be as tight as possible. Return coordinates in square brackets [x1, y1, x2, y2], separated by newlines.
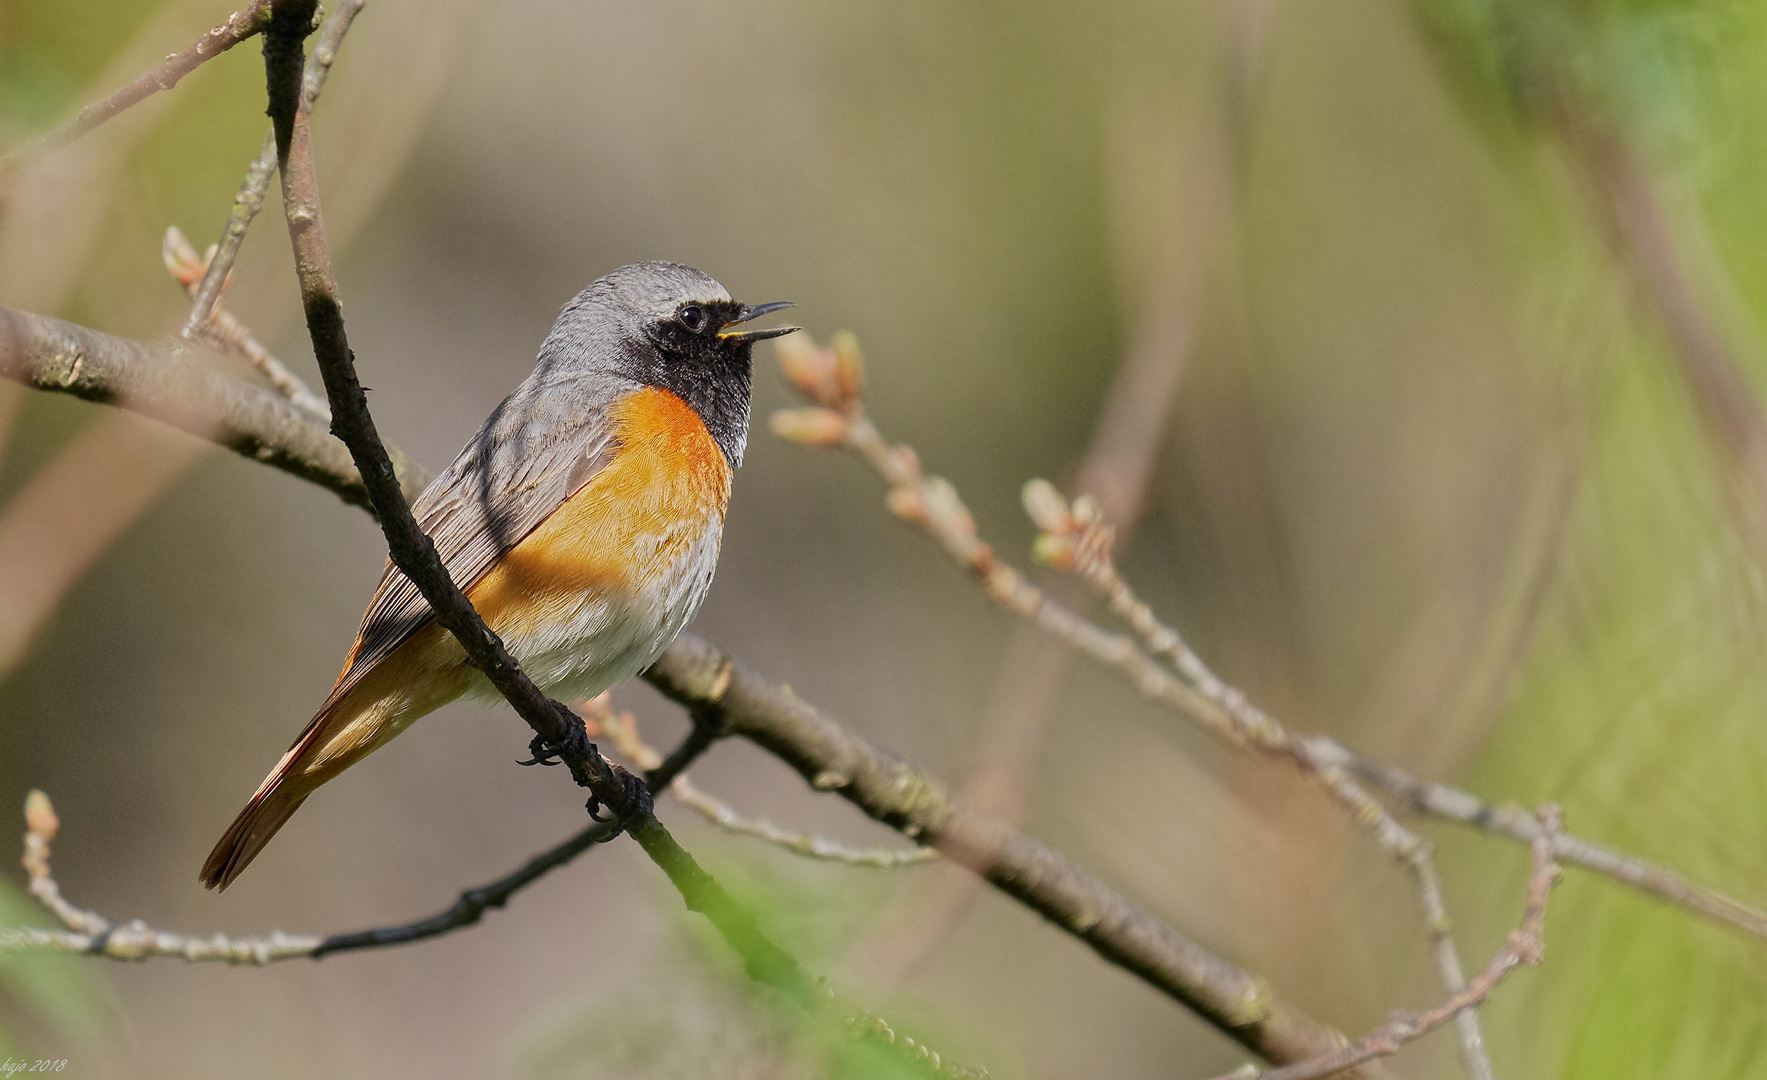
[676, 304, 706, 333]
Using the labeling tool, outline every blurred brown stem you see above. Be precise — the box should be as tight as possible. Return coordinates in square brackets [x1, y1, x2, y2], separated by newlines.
[1548, 94, 1767, 570]
[851, 0, 1272, 989]
[0, 412, 206, 677]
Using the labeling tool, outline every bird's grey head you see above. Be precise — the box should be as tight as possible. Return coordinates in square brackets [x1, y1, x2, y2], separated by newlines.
[537, 261, 795, 467]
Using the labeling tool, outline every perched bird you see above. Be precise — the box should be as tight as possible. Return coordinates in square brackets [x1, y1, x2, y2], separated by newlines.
[200, 262, 796, 890]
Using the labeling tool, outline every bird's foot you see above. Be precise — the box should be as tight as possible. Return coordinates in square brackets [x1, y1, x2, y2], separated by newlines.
[586, 765, 653, 823]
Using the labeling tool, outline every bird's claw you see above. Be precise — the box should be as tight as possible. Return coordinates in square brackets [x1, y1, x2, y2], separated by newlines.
[517, 733, 563, 767]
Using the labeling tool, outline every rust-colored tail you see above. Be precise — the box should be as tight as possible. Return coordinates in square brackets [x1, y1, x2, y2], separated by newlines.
[201, 679, 377, 890]
[199, 690, 352, 891]
[201, 624, 469, 890]
[199, 782, 311, 891]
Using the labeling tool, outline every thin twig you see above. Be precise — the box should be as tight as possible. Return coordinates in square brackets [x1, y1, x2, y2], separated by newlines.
[0, 775, 693, 963]
[1306, 742, 1767, 942]
[776, 334, 1494, 1077]
[1028, 482, 1767, 940]
[590, 695, 935, 870]
[1215, 807, 1565, 1080]
[257, 12, 980, 1077]
[2, 731, 713, 963]
[164, 226, 328, 418]
[182, 0, 364, 344]
[2, 2, 279, 165]
[4, 790, 322, 963]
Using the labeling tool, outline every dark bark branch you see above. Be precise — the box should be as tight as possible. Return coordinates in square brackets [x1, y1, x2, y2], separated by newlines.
[257, 11, 980, 1077]
[264, 0, 635, 815]
[2, 2, 280, 164]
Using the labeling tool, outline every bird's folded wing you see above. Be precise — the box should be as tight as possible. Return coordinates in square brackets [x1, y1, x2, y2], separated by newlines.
[325, 375, 621, 702]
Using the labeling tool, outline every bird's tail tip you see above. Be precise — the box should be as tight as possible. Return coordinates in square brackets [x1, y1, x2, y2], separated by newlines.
[198, 786, 308, 891]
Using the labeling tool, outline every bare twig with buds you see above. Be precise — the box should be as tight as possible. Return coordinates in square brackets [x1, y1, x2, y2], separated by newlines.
[772, 328, 1767, 1072]
[773, 331, 1516, 1079]
[1022, 474, 1767, 942]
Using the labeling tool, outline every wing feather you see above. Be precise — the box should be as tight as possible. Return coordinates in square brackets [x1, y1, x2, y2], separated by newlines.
[325, 374, 626, 703]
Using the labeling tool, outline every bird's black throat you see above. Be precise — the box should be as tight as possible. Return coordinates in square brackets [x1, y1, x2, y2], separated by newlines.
[622, 327, 753, 468]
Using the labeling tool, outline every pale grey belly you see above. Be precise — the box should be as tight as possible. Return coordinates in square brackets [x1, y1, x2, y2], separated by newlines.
[464, 517, 723, 704]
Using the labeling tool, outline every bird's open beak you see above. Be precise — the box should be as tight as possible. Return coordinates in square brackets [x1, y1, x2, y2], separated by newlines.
[719, 301, 800, 343]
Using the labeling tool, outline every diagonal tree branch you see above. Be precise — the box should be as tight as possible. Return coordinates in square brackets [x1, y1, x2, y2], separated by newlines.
[0, 304, 423, 509]
[643, 637, 1385, 1075]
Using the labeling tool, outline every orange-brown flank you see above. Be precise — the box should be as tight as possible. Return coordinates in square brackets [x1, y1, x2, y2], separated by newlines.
[462, 383, 733, 641]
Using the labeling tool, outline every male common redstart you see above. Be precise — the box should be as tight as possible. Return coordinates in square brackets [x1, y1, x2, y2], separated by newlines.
[200, 262, 796, 890]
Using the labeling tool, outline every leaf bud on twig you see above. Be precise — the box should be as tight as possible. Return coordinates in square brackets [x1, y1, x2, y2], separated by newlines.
[1021, 478, 1073, 535]
[830, 330, 865, 401]
[770, 407, 850, 447]
[775, 333, 842, 406]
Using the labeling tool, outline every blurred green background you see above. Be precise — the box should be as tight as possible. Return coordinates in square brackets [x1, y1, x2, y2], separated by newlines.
[2, 0, 1767, 1076]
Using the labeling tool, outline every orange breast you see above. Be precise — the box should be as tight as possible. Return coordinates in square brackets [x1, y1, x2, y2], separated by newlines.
[463, 386, 733, 637]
